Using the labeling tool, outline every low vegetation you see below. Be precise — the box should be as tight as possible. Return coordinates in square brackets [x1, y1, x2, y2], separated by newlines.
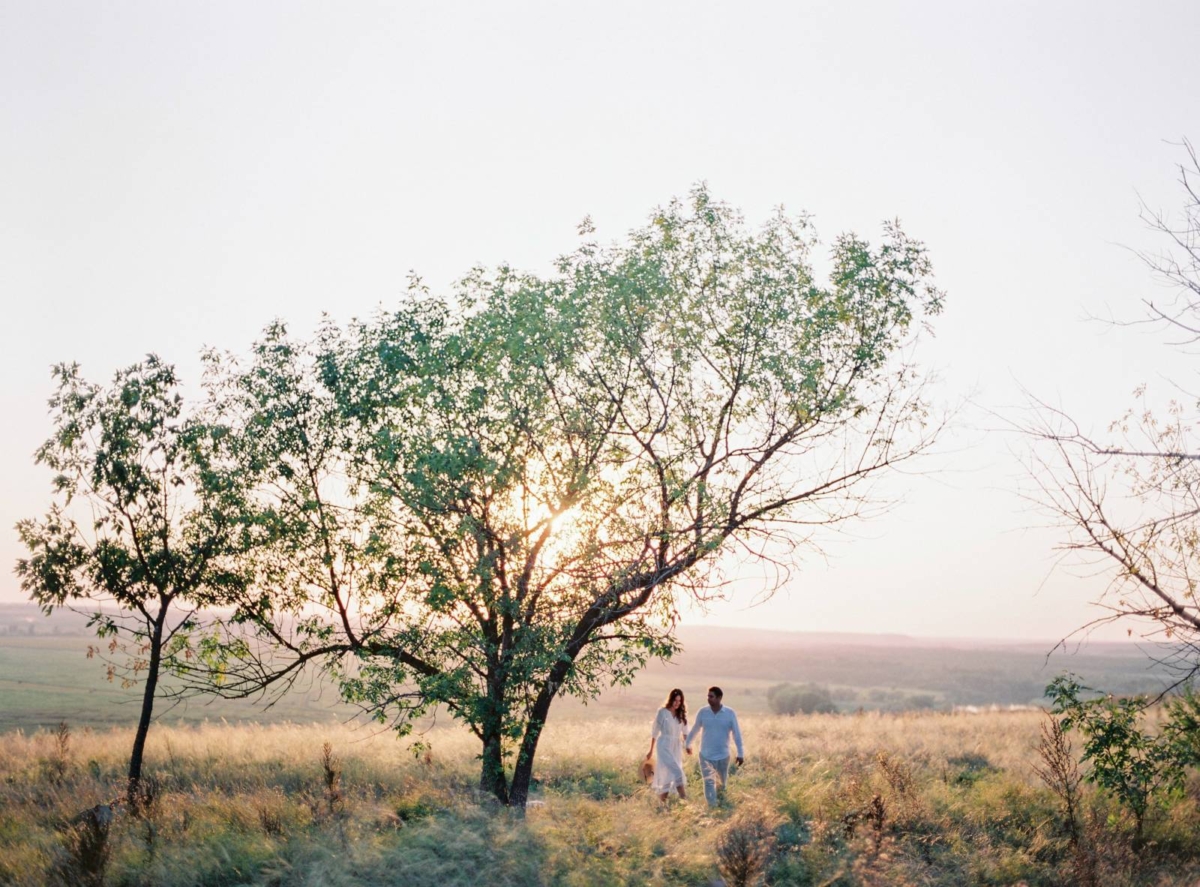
[2, 709, 1197, 886]
[766, 682, 837, 716]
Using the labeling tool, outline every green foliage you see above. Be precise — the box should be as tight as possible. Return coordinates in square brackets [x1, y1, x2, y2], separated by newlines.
[1046, 674, 1200, 842]
[16, 358, 250, 792]
[766, 682, 837, 715]
[195, 187, 942, 805]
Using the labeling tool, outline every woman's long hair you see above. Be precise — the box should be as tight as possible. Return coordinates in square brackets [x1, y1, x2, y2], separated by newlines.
[663, 688, 687, 724]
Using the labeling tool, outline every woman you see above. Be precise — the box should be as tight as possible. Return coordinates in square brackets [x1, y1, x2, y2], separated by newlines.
[645, 688, 689, 804]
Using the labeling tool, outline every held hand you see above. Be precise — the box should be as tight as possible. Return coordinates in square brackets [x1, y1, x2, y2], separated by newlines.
[736, 757, 744, 767]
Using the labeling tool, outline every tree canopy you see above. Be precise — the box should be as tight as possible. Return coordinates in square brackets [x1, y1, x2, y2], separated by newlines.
[187, 187, 942, 806]
[16, 357, 247, 802]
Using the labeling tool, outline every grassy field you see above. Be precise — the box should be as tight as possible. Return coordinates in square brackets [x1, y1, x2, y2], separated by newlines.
[0, 634, 360, 733]
[6, 607, 1196, 884]
[2, 710, 1198, 886]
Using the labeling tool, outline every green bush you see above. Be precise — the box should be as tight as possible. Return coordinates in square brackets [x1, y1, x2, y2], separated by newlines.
[766, 683, 837, 716]
[1047, 675, 1200, 846]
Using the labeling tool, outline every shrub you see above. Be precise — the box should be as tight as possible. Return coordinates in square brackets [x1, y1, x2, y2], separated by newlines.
[716, 809, 776, 887]
[1046, 674, 1199, 848]
[52, 805, 113, 887]
[767, 683, 837, 716]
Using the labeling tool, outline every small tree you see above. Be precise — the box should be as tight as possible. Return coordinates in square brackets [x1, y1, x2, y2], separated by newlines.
[199, 187, 943, 807]
[1046, 674, 1197, 848]
[16, 358, 245, 803]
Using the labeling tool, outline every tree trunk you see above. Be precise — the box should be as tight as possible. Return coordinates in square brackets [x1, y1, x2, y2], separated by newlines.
[127, 605, 167, 809]
[1132, 807, 1146, 853]
[507, 715, 546, 810]
[479, 728, 510, 805]
[509, 665, 569, 808]
[477, 662, 511, 805]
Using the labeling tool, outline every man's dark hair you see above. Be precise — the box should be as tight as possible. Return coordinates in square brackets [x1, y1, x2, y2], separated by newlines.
[708, 686, 723, 699]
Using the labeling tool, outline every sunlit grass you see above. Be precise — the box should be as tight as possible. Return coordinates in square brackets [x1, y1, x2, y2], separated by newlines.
[1, 710, 1197, 885]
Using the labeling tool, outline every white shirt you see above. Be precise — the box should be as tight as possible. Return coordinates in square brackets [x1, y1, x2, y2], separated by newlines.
[686, 704, 744, 760]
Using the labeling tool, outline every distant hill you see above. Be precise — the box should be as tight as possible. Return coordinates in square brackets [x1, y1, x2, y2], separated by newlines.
[0, 602, 97, 636]
[672, 623, 1157, 652]
[635, 624, 1173, 715]
[0, 603, 1184, 731]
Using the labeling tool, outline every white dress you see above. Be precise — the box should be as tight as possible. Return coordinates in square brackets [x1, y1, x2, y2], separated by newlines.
[651, 707, 687, 793]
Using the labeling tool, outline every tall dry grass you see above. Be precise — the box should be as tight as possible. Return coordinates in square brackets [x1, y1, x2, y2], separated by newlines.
[0, 710, 1197, 885]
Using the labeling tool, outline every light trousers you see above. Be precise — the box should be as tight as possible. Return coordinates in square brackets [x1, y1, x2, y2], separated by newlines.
[698, 755, 730, 806]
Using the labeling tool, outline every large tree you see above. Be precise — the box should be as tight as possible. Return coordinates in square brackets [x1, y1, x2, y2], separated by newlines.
[16, 357, 246, 804]
[1030, 141, 1200, 675]
[200, 188, 944, 807]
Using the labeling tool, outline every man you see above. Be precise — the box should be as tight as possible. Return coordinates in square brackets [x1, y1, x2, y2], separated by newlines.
[685, 686, 744, 806]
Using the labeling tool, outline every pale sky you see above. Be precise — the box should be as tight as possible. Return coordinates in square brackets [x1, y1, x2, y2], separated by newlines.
[2, 1, 1197, 641]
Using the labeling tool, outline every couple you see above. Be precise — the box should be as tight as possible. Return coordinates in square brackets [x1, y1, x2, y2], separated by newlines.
[645, 686, 744, 807]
